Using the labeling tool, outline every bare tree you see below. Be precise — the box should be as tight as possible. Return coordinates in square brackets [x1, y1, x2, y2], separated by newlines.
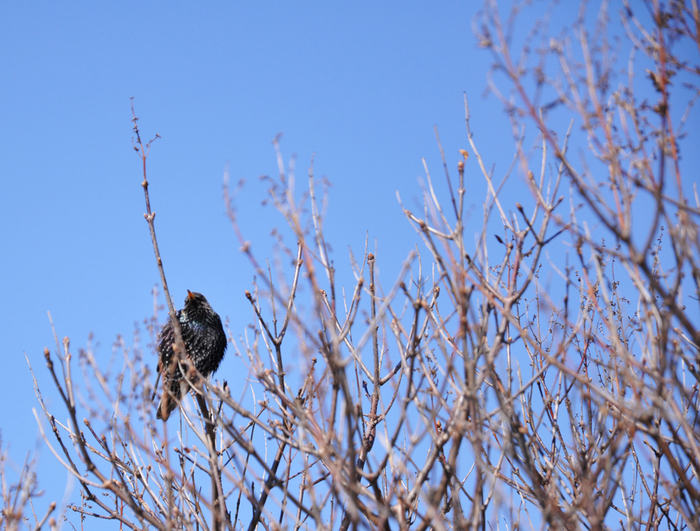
[0, 438, 55, 531]
[25, 1, 699, 530]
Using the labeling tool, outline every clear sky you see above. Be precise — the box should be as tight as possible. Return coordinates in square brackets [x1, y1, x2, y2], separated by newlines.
[3, 1, 693, 527]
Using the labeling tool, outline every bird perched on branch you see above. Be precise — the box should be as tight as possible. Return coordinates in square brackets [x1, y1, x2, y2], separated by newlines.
[156, 291, 227, 421]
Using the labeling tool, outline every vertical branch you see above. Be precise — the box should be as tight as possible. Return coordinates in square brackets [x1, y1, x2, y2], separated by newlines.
[195, 394, 229, 531]
[131, 100, 228, 529]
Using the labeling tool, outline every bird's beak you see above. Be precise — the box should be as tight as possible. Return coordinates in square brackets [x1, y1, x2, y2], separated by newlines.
[187, 290, 195, 301]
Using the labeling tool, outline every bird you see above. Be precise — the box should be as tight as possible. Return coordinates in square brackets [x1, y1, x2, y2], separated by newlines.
[156, 291, 227, 421]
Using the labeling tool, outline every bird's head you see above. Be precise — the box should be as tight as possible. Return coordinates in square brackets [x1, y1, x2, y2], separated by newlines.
[185, 290, 209, 309]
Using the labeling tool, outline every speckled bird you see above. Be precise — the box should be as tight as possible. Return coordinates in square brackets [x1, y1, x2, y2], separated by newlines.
[156, 291, 227, 421]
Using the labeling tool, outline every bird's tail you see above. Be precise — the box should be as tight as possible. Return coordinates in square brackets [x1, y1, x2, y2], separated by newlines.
[156, 380, 188, 421]
[156, 394, 178, 421]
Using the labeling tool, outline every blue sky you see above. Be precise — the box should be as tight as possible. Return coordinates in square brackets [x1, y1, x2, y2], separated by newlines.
[4, 0, 694, 527]
[0, 2, 506, 514]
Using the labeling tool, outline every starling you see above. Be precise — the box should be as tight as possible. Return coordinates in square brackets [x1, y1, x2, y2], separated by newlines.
[156, 291, 227, 421]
